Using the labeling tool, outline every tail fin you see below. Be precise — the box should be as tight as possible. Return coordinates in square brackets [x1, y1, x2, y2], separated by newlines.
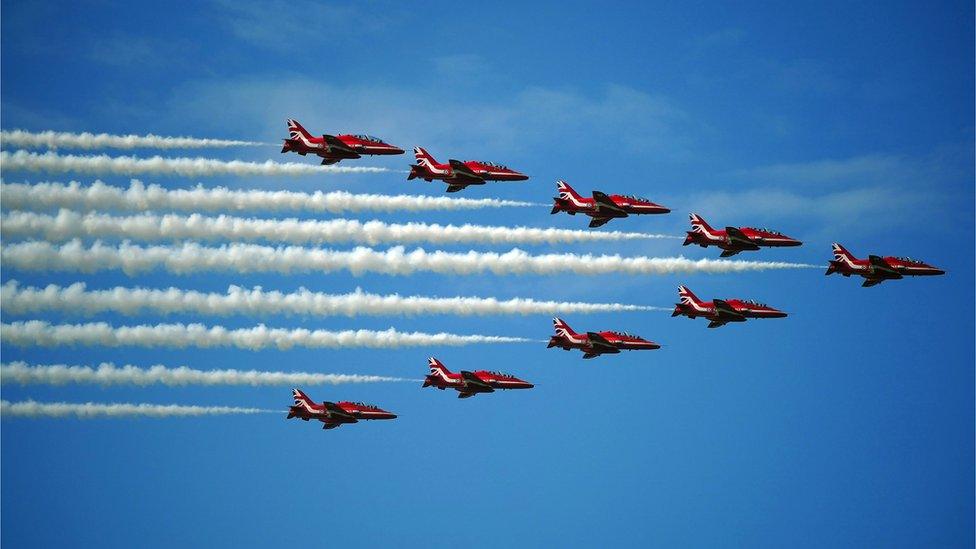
[427, 357, 451, 376]
[832, 243, 856, 263]
[414, 146, 439, 169]
[677, 285, 702, 305]
[286, 119, 313, 140]
[552, 317, 577, 337]
[292, 388, 314, 408]
[689, 213, 715, 234]
[556, 180, 583, 201]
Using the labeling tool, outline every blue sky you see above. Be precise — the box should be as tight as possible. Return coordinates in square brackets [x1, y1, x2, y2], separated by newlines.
[1, 1, 973, 547]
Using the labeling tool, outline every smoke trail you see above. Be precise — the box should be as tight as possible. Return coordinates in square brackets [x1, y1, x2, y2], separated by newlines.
[0, 150, 387, 177]
[0, 361, 408, 386]
[1, 399, 274, 419]
[0, 240, 821, 277]
[0, 129, 266, 150]
[0, 320, 534, 350]
[0, 180, 540, 213]
[0, 281, 669, 318]
[1, 209, 675, 246]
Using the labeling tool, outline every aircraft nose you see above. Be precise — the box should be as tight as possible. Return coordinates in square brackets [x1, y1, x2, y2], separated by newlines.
[786, 237, 803, 246]
[930, 268, 946, 275]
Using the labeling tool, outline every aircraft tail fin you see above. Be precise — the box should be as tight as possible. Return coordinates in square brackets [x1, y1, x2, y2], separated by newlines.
[689, 213, 715, 234]
[556, 180, 583, 201]
[286, 118, 313, 140]
[832, 243, 856, 263]
[292, 388, 314, 408]
[677, 285, 703, 306]
[414, 146, 440, 169]
[552, 317, 578, 338]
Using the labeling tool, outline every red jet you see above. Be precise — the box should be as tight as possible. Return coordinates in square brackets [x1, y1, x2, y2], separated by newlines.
[422, 357, 533, 399]
[281, 119, 404, 165]
[287, 389, 397, 430]
[825, 243, 945, 287]
[407, 147, 528, 193]
[683, 213, 802, 257]
[547, 317, 660, 359]
[550, 180, 670, 228]
[672, 285, 787, 328]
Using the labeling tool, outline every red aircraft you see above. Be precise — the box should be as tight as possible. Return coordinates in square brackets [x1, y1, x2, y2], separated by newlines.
[825, 243, 945, 287]
[422, 357, 534, 398]
[550, 180, 670, 228]
[286, 389, 397, 430]
[407, 147, 528, 192]
[683, 213, 802, 257]
[280, 119, 404, 165]
[547, 317, 660, 359]
[672, 285, 787, 328]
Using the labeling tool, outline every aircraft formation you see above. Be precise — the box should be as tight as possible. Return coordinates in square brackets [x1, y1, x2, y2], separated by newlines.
[278, 119, 946, 430]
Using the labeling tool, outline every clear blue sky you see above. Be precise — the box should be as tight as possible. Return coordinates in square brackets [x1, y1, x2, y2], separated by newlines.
[1, 1, 973, 547]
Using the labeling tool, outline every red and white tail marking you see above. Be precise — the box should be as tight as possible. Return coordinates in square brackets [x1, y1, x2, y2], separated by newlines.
[292, 388, 317, 412]
[427, 357, 455, 382]
[286, 119, 316, 146]
[552, 317, 584, 344]
[556, 180, 586, 206]
[413, 147, 448, 175]
[832, 243, 858, 267]
[689, 213, 718, 238]
[677, 285, 709, 313]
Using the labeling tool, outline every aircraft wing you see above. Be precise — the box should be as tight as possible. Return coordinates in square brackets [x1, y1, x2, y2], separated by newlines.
[712, 299, 746, 322]
[323, 401, 357, 422]
[868, 255, 902, 279]
[586, 332, 622, 353]
[587, 217, 614, 228]
[319, 420, 342, 430]
[460, 371, 494, 392]
[322, 135, 359, 156]
[448, 159, 486, 184]
[725, 227, 760, 250]
[591, 191, 628, 215]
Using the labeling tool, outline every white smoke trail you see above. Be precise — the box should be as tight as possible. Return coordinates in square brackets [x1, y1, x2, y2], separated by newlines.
[0, 180, 540, 213]
[0, 281, 668, 317]
[0, 129, 266, 150]
[1, 399, 275, 419]
[0, 150, 387, 177]
[0, 361, 408, 386]
[0, 240, 821, 277]
[0, 320, 534, 350]
[1, 209, 674, 246]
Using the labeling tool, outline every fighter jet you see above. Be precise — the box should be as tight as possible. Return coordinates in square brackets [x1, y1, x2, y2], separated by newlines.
[422, 357, 534, 399]
[683, 213, 802, 257]
[287, 389, 397, 430]
[825, 243, 945, 287]
[550, 180, 670, 227]
[407, 146, 528, 192]
[547, 317, 660, 359]
[671, 285, 787, 328]
[281, 119, 404, 165]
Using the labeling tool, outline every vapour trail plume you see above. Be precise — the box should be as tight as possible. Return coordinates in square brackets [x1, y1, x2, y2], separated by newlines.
[0, 209, 676, 246]
[0, 240, 822, 277]
[0, 150, 388, 176]
[0, 281, 670, 317]
[1, 399, 276, 418]
[0, 320, 535, 350]
[0, 129, 267, 150]
[0, 180, 540, 212]
[0, 361, 409, 386]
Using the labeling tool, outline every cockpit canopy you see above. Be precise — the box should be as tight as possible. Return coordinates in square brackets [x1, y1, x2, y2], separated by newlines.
[895, 256, 920, 263]
[609, 331, 637, 339]
[747, 227, 783, 235]
[354, 134, 385, 143]
[479, 161, 509, 169]
[487, 370, 513, 378]
[742, 300, 768, 307]
[353, 402, 379, 409]
[621, 194, 650, 202]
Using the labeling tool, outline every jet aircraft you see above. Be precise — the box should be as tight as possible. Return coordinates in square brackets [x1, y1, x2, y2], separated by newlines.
[683, 213, 802, 257]
[407, 146, 528, 192]
[422, 357, 534, 398]
[287, 389, 397, 430]
[825, 243, 945, 287]
[671, 285, 787, 328]
[550, 180, 670, 227]
[281, 118, 404, 165]
[547, 318, 660, 359]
